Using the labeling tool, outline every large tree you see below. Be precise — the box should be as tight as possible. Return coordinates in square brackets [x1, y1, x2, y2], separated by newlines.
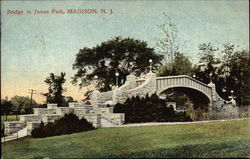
[156, 14, 185, 74]
[224, 49, 249, 105]
[193, 43, 221, 84]
[43, 72, 66, 106]
[194, 42, 250, 105]
[72, 37, 163, 91]
[1, 99, 14, 115]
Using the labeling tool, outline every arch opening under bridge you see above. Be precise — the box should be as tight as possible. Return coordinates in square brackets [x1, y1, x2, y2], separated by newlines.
[158, 86, 211, 111]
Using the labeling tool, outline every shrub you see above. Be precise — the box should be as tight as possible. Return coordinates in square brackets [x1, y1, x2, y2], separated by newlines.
[113, 93, 192, 123]
[31, 113, 95, 138]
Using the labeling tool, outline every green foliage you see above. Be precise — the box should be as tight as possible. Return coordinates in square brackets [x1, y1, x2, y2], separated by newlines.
[43, 72, 67, 106]
[10, 96, 38, 114]
[228, 50, 250, 105]
[1, 99, 14, 115]
[113, 93, 192, 123]
[72, 37, 163, 91]
[157, 52, 193, 76]
[194, 43, 250, 105]
[193, 42, 221, 84]
[31, 113, 95, 138]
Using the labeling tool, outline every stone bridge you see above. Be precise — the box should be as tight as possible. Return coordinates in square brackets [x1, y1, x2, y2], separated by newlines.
[91, 71, 239, 118]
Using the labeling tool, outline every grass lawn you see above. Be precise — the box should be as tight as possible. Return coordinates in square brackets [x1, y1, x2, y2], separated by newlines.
[2, 119, 250, 158]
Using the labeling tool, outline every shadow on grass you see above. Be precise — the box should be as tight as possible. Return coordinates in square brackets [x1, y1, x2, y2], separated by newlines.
[98, 139, 250, 158]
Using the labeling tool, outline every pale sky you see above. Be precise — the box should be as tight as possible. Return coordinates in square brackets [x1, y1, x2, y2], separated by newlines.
[1, 0, 249, 103]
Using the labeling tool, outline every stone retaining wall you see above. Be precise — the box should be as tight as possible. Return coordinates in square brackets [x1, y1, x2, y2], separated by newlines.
[99, 91, 113, 104]
[41, 114, 62, 122]
[27, 122, 43, 135]
[34, 108, 57, 115]
[105, 113, 125, 125]
[74, 108, 88, 117]
[4, 121, 26, 135]
[56, 107, 74, 115]
[84, 114, 102, 128]
[20, 115, 41, 122]
[97, 107, 125, 125]
[211, 102, 239, 119]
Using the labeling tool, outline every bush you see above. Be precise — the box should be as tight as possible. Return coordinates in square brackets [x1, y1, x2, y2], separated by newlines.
[31, 113, 95, 138]
[113, 93, 192, 123]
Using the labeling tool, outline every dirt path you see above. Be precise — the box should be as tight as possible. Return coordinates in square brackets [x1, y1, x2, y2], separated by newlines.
[113, 118, 249, 127]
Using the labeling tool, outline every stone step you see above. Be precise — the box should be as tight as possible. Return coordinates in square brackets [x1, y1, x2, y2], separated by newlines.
[101, 117, 115, 127]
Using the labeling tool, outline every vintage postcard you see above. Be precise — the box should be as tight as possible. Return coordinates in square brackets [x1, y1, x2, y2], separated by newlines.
[1, 0, 249, 158]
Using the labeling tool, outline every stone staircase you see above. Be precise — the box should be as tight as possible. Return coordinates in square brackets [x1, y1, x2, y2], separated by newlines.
[3, 103, 125, 137]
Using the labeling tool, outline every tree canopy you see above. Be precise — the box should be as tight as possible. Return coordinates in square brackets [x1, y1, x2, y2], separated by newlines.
[1, 99, 14, 115]
[193, 43, 250, 105]
[72, 37, 163, 91]
[10, 96, 38, 114]
[43, 72, 67, 106]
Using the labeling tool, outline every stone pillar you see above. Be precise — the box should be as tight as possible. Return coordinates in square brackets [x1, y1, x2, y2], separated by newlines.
[144, 72, 157, 96]
[90, 90, 100, 113]
[208, 82, 217, 101]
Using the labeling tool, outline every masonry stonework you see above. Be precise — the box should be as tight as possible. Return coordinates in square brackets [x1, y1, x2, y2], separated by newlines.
[4, 72, 239, 137]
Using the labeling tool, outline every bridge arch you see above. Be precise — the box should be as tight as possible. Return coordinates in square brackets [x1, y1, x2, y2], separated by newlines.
[156, 85, 212, 103]
[155, 75, 212, 103]
[157, 85, 211, 105]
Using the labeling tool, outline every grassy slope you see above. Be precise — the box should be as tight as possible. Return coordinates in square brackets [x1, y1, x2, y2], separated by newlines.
[2, 119, 250, 158]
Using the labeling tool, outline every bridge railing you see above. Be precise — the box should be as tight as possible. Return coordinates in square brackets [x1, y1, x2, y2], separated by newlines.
[155, 75, 212, 98]
[156, 75, 211, 88]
